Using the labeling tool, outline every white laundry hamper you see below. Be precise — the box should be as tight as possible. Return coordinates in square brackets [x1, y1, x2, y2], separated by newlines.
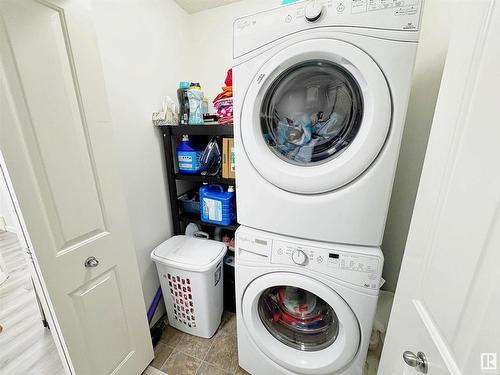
[151, 236, 226, 338]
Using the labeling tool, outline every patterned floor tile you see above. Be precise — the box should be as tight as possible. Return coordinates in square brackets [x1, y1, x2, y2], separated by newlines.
[175, 332, 214, 360]
[150, 342, 173, 370]
[161, 350, 201, 375]
[204, 333, 238, 372]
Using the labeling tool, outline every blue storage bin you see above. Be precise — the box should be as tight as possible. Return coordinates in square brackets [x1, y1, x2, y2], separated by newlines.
[200, 184, 235, 226]
[179, 192, 200, 215]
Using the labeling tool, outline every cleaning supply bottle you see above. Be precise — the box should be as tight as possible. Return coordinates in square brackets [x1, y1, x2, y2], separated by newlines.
[177, 135, 203, 175]
[188, 83, 204, 125]
[199, 185, 236, 226]
[177, 81, 190, 125]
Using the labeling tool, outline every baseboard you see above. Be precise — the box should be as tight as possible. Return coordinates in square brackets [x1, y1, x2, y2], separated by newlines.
[143, 366, 167, 375]
[5, 226, 18, 234]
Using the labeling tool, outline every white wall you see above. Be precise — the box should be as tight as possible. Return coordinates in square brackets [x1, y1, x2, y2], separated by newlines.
[91, 0, 193, 321]
[89, 0, 279, 321]
[382, 0, 453, 291]
[190, 0, 281, 109]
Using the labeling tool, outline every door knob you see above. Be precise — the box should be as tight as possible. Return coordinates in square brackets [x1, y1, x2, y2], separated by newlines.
[84, 256, 99, 268]
[403, 351, 428, 374]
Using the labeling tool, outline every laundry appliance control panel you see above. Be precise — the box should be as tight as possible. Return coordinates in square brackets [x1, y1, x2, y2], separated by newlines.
[271, 240, 382, 289]
[234, 0, 422, 58]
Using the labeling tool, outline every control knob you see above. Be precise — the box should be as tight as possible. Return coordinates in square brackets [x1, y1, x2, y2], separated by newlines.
[292, 250, 308, 266]
[305, 0, 324, 22]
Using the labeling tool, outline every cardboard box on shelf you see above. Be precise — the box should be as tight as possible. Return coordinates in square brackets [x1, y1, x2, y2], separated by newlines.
[228, 138, 235, 179]
[222, 138, 236, 179]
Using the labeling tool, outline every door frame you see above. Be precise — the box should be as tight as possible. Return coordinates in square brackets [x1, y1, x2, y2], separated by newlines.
[0, 151, 72, 374]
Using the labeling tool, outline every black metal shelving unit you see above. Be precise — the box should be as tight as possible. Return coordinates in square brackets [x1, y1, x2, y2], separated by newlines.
[175, 173, 235, 185]
[159, 124, 238, 235]
[169, 124, 234, 136]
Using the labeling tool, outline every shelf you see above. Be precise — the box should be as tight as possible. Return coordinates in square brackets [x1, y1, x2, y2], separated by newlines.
[176, 173, 235, 185]
[163, 124, 234, 136]
[159, 120, 237, 236]
[180, 212, 239, 231]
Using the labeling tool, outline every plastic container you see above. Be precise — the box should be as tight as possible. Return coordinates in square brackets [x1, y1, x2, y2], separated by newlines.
[177, 81, 190, 125]
[151, 236, 226, 338]
[199, 184, 235, 226]
[178, 191, 200, 215]
[177, 135, 203, 175]
[202, 96, 209, 115]
[188, 83, 204, 125]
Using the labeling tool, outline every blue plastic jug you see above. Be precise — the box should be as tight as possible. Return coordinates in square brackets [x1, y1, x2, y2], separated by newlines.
[200, 184, 235, 226]
[177, 135, 203, 175]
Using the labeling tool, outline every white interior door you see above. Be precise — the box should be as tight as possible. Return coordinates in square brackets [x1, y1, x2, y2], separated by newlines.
[0, 0, 154, 374]
[379, 1, 500, 374]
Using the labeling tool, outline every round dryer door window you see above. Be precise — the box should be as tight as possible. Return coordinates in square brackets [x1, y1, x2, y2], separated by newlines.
[242, 272, 360, 374]
[260, 60, 363, 165]
[240, 38, 391, 194]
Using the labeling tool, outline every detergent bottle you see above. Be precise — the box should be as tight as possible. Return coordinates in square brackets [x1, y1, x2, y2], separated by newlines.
[177, 135, 203, 175]
[187, 83, 204, 125]
[177, 81, 190, 125]
[200, 185, 236, 226]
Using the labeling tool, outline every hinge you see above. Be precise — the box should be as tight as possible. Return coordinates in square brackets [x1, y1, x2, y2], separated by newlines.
[25, 247, 34, 260]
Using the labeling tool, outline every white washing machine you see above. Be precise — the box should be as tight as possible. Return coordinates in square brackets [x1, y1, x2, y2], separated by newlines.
[233, 0, 423, 246]
[235, 226, 383, 374]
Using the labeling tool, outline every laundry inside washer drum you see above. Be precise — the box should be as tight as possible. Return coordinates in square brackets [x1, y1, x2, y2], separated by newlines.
[260, 60, 363, 165]
[258, 286, 340, 351]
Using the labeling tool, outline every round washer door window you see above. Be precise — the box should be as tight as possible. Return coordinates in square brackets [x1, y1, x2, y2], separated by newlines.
[258, 286, 340, 351]
[242, 272, 360, 374]
[240, 38, 391, 194]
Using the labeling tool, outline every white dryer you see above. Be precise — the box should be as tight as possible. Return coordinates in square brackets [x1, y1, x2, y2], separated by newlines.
[233, 0, 422, 246]
[235, 226, 383, 374]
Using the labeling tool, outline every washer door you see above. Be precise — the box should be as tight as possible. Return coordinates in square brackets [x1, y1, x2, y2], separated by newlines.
[242, 272, 360, 374]
[240, 38, 391, 194]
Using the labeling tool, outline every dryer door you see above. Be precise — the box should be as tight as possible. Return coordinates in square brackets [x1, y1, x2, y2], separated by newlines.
[241, 272, 360, 374]
[240, 38, 391, 194]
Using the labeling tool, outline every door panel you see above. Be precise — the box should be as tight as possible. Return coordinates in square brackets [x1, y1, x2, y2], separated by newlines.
[0, 0, 153, 373]
[379, 1, 500, 374]
[70, 269, 131, 374]
[2, 0, 108, 252]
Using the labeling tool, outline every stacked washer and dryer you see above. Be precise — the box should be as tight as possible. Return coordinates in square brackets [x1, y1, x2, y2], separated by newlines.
[232, 0, 422, 374]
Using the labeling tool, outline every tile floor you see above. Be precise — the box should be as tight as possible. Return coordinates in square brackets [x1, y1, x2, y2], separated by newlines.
[148, 311, 382, 375]
[149, 311, 249, 375]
